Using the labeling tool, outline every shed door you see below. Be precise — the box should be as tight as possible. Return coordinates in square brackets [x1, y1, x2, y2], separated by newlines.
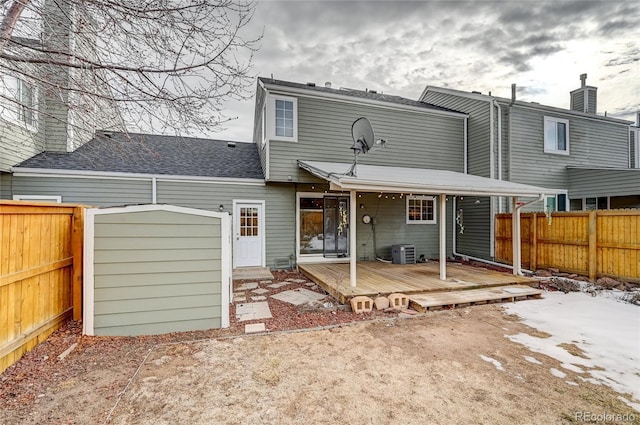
[234, 202, 264, 267]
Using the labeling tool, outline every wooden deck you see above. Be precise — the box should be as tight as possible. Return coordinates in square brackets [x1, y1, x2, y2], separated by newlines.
[298, 261, 540, 305]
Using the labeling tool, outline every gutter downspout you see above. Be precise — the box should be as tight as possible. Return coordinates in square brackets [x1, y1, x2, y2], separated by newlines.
[512, 194, 545, 275]
[463, 117, 468, 174]
[489, 101, 495, 259]
[493, 100, 503, 212]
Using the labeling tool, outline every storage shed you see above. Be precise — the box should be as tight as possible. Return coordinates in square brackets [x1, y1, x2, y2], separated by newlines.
[83, 204, 230, 336]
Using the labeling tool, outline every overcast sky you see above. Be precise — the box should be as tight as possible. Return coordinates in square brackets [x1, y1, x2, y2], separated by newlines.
[214, 0, 640, 142]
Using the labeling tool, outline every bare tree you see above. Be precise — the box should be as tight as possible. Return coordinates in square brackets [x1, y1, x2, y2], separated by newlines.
[0, 0, 261, 137]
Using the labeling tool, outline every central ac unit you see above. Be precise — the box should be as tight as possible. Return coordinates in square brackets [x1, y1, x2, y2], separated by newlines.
[391, 244, 416, 264]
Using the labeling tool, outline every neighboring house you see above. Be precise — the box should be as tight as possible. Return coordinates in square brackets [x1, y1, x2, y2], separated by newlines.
[0, 1, 123, 184]
[421, 74, 640, 260]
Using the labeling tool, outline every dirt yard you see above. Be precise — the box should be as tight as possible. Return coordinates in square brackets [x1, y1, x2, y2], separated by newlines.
[2, 303, 637, 425]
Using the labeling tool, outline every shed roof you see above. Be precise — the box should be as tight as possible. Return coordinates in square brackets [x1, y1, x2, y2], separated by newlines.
[13, 132, 264, 179]
[298, 161, 562, 197]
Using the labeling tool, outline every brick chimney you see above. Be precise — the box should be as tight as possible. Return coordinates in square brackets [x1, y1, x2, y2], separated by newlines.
[570, 73, 597, 114]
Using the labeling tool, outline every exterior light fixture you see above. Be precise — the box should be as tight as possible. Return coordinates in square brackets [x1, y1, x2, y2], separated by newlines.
[219, 204, 224, 212]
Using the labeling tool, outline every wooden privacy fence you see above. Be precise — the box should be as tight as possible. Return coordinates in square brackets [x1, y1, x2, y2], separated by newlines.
[0, 201, 84, 374]
[496, 210, 640, 281]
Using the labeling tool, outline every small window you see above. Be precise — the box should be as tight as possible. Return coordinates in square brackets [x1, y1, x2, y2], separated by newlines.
[406, 196, 436, 224]
[267, 95, 297, 142]
[544, 194, 568, 212]
[1, 75, 37, 129]
[544, 117, 569, 154]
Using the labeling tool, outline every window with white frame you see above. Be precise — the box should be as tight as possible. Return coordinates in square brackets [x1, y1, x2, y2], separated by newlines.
[544, 194, 567, 212]
[544, 116, 569, 154]
[1, 75, 37, 129]
[266, 95, 297, 142]
[406, 195, 436, 224]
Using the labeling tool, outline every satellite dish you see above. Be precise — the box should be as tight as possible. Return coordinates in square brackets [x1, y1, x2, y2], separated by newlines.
[351, 117, 375, 154]
[346, 117, 387, 176]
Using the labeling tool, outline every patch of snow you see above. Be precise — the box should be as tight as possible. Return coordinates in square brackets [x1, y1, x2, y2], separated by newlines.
[550, 368, 566, 378]
[523, 355, 542, 365]
[479, 355, 505, 372]
[566, 381, 579, 386]
[505, 291, 640, 411]
[561, 363, 584, 373]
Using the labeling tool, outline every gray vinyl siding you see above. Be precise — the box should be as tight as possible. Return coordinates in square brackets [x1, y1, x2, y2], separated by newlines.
[267, 96, 465, 182]
[454, 197, 491, 259]
[567, 168, 640, 198]
[588, 91, 597, 115]
[507, 106, 630, 189]
[92, 210, 223, 336]
[0, 173, 11, 198]
[0, 115, 46, 172]
[570, 91, 584, 113]
[157, 181, 295, 267]
[9, 176, 152, 206]
[354, 193, 454, 261]
[422, 91, 491, 177]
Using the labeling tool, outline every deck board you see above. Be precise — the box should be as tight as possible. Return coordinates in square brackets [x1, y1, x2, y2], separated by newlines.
[408, 285, 543, 312]
[298, 261, 538, 304]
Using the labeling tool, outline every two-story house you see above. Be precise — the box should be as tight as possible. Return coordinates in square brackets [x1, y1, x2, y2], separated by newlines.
[5, 77, 561, 280]
[422, 74, 639, 261]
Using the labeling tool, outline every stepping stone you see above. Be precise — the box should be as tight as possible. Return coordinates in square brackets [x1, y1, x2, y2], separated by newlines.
[305, 282, 316, 287]
[251, 295, 267, 301]
[234, 295, 247, 303]
[252, 288, 270, 295]
[259, 280, 273, 284]
[270, 288, 326, 306]
[236, 282, 258, 291]
[267, 282, 287, 289]
[289, 279, 308, 284]
[245, 323, 266, 334]
[235, 302, 272, 321]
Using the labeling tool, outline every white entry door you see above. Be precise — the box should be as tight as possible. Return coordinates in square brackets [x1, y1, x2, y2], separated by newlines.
[233, 201, 264, 267]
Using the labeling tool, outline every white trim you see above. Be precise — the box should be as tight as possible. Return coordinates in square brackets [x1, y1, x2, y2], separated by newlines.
[406, 195, 437, 224]
[266, 94, 298, 142]
[634, 128, 640, 169]
[12, 194, 62, 203]
[151, 177, 157, 204]
[543, 116, 570, 155]
[232, 199, 266, 268]
[265, 83, 468, 120]
[463, 117, 468, 174]
[83, 208, 96, 335]
[349, 190, 357, 287]
[11, 168, 265, 185]
[439, 193, 446, 280]
[90, 204, 230, 218]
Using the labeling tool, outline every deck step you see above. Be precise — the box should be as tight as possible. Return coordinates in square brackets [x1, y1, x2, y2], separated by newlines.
[408, 285, 543, 313]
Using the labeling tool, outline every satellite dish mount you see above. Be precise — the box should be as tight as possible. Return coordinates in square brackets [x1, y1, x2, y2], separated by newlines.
[347, 117, 386, 176]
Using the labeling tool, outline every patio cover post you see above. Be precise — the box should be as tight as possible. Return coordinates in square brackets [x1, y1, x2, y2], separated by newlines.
[512, 196, 522, 276]
[350, 190, 357, 287]
[439, 193, 447, 280]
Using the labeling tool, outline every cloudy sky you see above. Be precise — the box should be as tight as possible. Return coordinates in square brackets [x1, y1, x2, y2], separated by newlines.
[215, 0, 639, 142]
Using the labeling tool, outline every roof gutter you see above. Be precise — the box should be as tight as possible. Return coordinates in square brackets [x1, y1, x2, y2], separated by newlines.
[10, 167, 266, 185]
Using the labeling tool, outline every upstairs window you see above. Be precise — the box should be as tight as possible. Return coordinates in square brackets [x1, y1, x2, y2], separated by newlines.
[406, 195, 436, 224]
[267, 95, 297, 142]
[1, 75, 37, 129]
[544, 116, 569, 154]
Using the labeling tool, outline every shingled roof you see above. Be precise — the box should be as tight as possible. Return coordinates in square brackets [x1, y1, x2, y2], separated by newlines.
[14, 132, 264, 179]
[259, 77, 462, 114]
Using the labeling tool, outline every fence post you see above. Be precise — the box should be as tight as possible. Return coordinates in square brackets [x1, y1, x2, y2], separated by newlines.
[72, 207, 84, 321]
[588, 210, 597, 282]
[530, 213, 537, 271]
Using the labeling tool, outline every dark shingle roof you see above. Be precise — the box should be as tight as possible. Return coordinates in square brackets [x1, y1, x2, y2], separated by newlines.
[259, 77, 462, 114]
[15, 132, 264, 179]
